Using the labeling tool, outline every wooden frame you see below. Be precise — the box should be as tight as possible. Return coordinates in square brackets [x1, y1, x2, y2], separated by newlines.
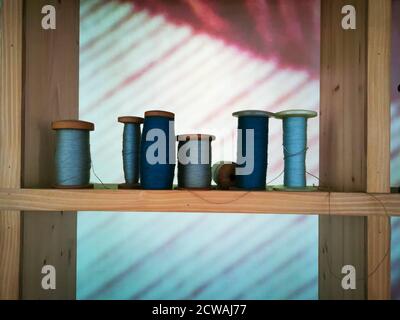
[0, 0, 395, 300]
[0, 189, 399, 216]
[0, 0, 22, 300]
[21, 0, 79, 299]
[319, 0, 392, 300]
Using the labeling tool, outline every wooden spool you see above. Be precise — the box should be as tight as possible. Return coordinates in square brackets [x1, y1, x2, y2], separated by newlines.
[274, 109, 318, 191]
[118, 116, 144, 124]
[144, 110, 175, 119]
[118, 116, 144, 189]
[212, 161, 236, 190]
[52, 120, 95, 189]
[176, 134, 216, 190]
[51, 120, 95, 131]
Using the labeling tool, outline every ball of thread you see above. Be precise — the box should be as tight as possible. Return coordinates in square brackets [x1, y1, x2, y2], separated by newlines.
[177, 139, 213, 189]
[122, 123, 141, 185]
[54, 129, 91, 187]
[282, 117, 307, 188]
[140, 113, 175, 189]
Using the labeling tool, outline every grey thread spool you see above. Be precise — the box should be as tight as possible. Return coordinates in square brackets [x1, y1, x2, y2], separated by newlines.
[177, 134, 216, 189]
[52, 120, 95, 189]
[212, 161, 236, 189]
[118, 116, 144, 189]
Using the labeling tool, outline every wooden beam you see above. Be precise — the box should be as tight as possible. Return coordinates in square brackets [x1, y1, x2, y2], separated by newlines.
[319, 0, 368, 299]
[366, 0, 391, 300]
[1, 189, 400, 216]
[22, 0, 79, 299]
[0, 0, 23, 300]
[319, 0, 391, 300]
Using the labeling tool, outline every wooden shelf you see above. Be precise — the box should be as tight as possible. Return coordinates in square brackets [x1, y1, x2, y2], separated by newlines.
[1, 188, 400, 216]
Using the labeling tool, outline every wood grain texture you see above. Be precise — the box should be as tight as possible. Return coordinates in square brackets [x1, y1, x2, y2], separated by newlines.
[366, 0, 391, 300]
[22, 0, 79, 300]
[22, 212, 76, 300]
[319, 0, 368, 300]
[320, 0, 392, 300]
[367, 0, 391, 194]
[1, 189, 400, 215]
[0, 0, 22, 300]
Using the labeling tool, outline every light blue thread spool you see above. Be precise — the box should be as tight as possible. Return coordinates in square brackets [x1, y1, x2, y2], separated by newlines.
[275, 109, 317, 189]
[52, 120, 94, 188]
[118, 116, 144, 189]
[177, 134, 215, 189]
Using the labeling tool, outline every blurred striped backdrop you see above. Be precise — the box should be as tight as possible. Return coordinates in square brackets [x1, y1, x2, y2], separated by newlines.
[77, 0, 399, 299]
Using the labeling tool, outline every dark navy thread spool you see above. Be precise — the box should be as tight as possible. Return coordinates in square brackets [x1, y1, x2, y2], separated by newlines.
[212, 161, 236, 190]
[177, 134, 216, 190]
[52, 120, 95, 189]
[275, 109, 317, 189]
[118, 116, 144, 189]
[140, 110, 176, 190]
[233, 110, 274, 190]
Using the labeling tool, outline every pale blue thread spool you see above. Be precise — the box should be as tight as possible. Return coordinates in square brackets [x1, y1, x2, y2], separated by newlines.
[118, 116, 144, 189]
[52, 120, 94, 188]
[177, 134, 215, 189]
[275, 109, 317, 189]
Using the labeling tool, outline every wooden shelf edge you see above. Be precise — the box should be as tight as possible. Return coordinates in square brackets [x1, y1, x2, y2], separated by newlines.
[0, 188, 399, 216]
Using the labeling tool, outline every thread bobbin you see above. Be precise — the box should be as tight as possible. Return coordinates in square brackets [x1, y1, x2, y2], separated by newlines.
[212, 161, 236, 190]
[141, 110, 176, 190]
[144, 110, 175, 119]
[233, 110, 275, 190]
[52, 120, 95, 189]
[274, 109, 317, 120]
[177, 134, 215, 190]
[274, 109, 317, 190]
[118, 116, 144, 190]
[52, 120, 94, 131]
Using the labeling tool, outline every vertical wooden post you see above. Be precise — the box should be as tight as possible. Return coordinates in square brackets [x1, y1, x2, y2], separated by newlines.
[366, 0, 391, 300]
[0, 0, 23, 300]
[319, 0, 391, 300]
[22, 0, 79, 299]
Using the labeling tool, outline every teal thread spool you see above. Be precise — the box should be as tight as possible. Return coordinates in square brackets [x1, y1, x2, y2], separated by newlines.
[275, 110, 317, 189]
[212, 161, 236, 190]
[118, 116, 144, 189]
[177, 134, 215, 189]
[52, 120, 94, 189]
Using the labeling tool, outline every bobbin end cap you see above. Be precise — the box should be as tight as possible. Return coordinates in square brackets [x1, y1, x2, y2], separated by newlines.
[145, 110, 175, 119]
[213, 162, 236, 189]
[177, 134, 216, 141]
[52, 120, 95, 131]
[232, 110, 275, 118]
[274, 109, 318, 119]
[118, 116, 144, 124]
